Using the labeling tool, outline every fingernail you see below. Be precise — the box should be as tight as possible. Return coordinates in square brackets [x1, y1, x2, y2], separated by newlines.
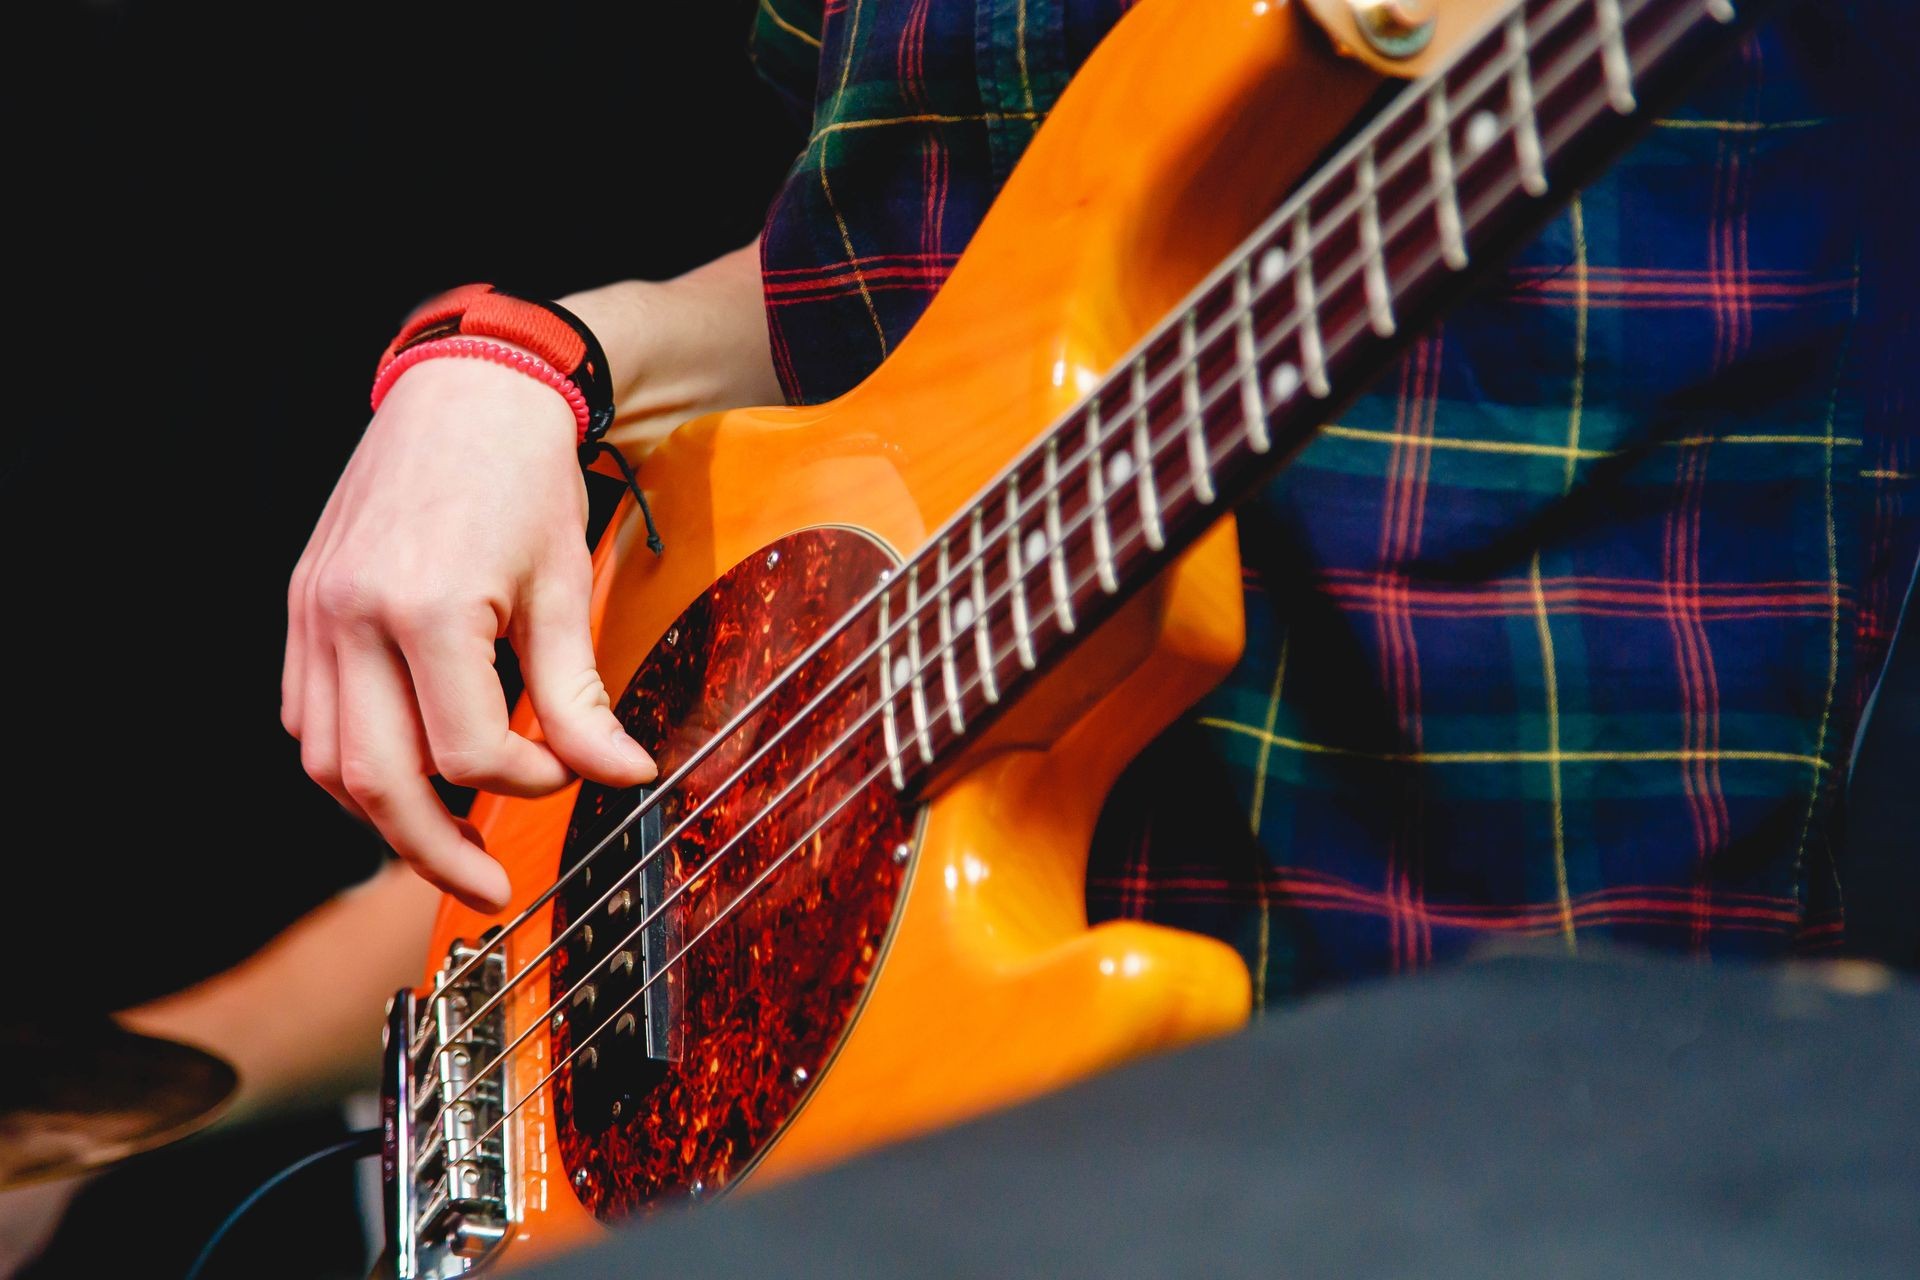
[614, 726, 658, 779]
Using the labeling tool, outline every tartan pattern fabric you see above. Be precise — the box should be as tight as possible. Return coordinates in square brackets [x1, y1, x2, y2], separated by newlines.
[750, 0, 1920, 1002]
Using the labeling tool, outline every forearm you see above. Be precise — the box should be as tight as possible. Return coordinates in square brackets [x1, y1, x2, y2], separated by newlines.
[560, 239, 783, 463]
[119, 862, 441, 1129]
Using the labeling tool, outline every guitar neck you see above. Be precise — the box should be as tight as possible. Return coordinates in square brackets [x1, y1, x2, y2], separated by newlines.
[869, 0, 1759, 792]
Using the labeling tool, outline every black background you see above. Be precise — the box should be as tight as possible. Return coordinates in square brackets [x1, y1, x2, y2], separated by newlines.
[15, 0, 803, 1007]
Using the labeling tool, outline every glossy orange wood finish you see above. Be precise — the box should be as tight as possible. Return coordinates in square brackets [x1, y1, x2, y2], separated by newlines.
[416, 0, 1396, 1265]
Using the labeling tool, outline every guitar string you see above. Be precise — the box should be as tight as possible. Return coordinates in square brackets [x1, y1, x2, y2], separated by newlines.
[419, 0, 1678, 1105]
[420, 1, 1705, 1171]
[418, 0, 1601, 1025]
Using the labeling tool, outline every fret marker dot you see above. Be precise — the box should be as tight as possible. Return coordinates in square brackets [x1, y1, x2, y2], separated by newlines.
[1023, 528, 1048, 566]
[953, 597, 976, 631]
[1268, 362, 1302, 405]
[1465, 110, 1500, 157]
[1258, 247, 1287, 288]
[890, 654, 912, 689]
[1106, 451, 1135, 489]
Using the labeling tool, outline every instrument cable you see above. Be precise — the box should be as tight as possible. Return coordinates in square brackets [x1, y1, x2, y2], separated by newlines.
[182, 1127, 382, 1280]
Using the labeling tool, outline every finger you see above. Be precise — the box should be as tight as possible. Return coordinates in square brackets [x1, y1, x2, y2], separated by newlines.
[282, 467, 355, 740]
[513, 562, 657, 787]
[282, 560, 313, 739]
[337, 635, 514, 911]
[299, 629, 366, 822]
[395, 602, 573, 797]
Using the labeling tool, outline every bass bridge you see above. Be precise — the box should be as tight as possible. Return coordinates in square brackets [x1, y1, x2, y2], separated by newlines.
[381, 938, 514, 1278]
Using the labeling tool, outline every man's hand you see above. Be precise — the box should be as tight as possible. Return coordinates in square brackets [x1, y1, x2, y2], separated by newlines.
[283, 356, 656, 910]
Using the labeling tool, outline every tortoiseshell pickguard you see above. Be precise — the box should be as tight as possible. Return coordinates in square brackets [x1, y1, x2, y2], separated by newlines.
[550, 527, 916, 1219]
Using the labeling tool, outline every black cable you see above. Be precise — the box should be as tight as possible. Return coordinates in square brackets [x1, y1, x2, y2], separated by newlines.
[182, 1127, 382, 1280]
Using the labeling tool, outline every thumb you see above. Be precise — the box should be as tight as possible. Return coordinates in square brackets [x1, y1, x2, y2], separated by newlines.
[515, 570, 659, 788]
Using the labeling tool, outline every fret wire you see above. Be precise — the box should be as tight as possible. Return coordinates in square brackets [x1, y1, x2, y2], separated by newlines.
[902, 566, 936, 764]
[1179, 315, 1217, 503]
[1505, 12, 1550, 196]
[1426, 84, 1470, 271]
[1042, 436, 1078, 631]
[1003, 476, 1039, 670]
[968, 506, 1001, 704]
[1231, 263, 1270, 453]
[876, 588, 908, 790]
[1357, 145, 1397, 337]
[1291, 209, 1332, 396]
[1131, 360, 1168, 549]
[1083, 401, 1121, 592]
[1596, 0, 1638, 113]
[935, 538, 966, 733]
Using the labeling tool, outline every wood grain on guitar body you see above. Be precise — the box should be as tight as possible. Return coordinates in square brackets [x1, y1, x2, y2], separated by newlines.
[379, 0, 1759, 1272]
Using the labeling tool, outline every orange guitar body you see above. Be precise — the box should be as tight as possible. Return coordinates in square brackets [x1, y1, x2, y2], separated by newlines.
[412, 0, 1405, 1265]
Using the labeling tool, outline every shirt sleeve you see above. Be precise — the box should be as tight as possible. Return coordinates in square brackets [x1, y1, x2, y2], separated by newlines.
[748, 0, 826, 125]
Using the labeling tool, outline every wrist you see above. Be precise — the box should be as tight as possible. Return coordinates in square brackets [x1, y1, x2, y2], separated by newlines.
[374, 348, 581, 448]
[373, 337, 592, 443]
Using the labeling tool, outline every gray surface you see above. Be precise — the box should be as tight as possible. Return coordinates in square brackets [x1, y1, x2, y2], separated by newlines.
[519, 950, 1919, 1279]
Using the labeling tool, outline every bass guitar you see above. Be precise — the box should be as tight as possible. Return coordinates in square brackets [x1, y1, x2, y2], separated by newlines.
[380, 0, 1768, 1272]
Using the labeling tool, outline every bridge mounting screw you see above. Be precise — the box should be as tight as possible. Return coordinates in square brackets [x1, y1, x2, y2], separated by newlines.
[551, 1009, 566, 1034]
[791, 1066, 810, 1087]
[573, 1168, 592, 1193]
[665, 627, 680, 647]
[689, 1180, 706, 1200]
[892, 842, 911, 864]
[766, 549, 781, 570]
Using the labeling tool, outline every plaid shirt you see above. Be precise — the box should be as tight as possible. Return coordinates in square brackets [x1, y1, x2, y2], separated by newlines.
[752, 0, 1919, 1001]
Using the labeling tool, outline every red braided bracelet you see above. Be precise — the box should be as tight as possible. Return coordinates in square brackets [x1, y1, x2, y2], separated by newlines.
[370, 336, 592, 443]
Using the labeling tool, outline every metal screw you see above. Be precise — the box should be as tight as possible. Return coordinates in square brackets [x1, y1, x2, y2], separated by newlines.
[766, 549, 781, 570]
[551, 1009, 566, 1034]
[664, 627, 679, 647]
[464, 1167, 480, 1187]
[573, 1168, 592, 1192]
[609, 1097, 624, 1119]
[1348, 0, 1436, 59]
[791, 1066, 810, 1087]
[689, 1180, 706, 1200]
[892, 842, 911, 864]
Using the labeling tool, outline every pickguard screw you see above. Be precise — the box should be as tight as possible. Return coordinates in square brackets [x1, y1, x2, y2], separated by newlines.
[665, 627, 680, 647]
[791, 1066, 810, 1087]
[766, 549, 781, 570]
[573, 1168, 592, 1192]
[689, 1180, 706, 1200]
[551, 1010, 566, 1034]
[892, 842, 911, 864]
